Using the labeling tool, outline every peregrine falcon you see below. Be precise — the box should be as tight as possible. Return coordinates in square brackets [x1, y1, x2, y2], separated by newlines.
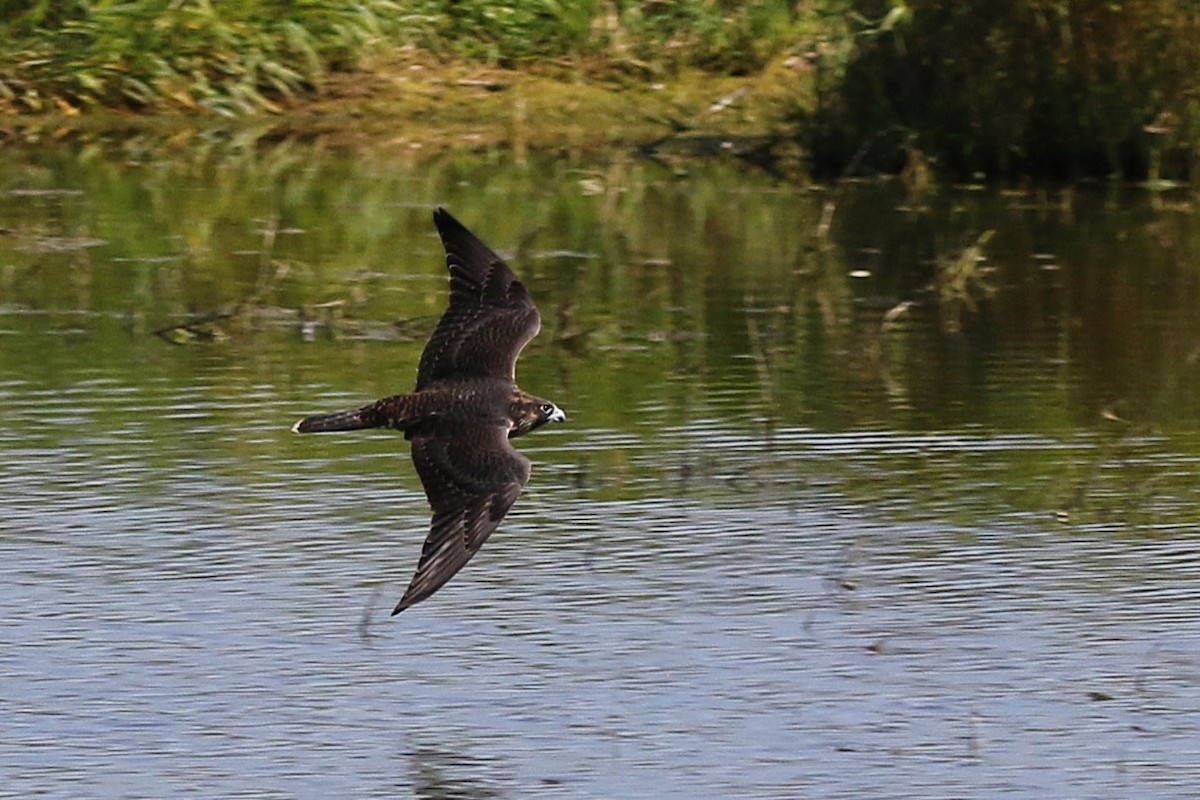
[293, 208, 565, 615]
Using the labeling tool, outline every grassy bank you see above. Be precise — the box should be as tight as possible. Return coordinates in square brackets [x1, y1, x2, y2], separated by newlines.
[0, 1, 812, 170]
[3, 1, 1199, 182]
[0, 1, 806, 115]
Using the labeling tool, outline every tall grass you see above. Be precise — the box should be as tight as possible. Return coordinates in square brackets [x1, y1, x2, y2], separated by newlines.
[395, 0, 800, 73]
[0, 0, 804, 114]
[0, 0, 402, 115]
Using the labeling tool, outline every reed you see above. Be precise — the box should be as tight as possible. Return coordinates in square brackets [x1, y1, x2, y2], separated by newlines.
[0, 1, 804, 114]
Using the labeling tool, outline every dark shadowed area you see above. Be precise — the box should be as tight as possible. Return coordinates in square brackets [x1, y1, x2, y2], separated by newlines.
[1, 142, 1198, 798]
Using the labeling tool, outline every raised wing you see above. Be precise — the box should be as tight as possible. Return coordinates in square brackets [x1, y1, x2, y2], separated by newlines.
[393, 424, 532, 614]
[415, 208, 542, 390]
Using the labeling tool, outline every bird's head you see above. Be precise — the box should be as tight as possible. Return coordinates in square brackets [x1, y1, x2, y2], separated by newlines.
[510, 394, 566, 437]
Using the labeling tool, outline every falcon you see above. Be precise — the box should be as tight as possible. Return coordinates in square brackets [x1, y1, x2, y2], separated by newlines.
[292, 208, 565, 615]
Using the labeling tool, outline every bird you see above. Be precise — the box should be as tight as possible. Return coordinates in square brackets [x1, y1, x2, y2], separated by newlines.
[292, 208, 565, 615]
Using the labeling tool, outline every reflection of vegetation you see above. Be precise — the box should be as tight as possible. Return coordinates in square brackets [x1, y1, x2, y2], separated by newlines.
[1058, 412, 1171, 530]
[152, 246, 294, 345]
[933, 230, 995, 334]
[1, 144, 1198, 534]
[1, 144, 1198, 441]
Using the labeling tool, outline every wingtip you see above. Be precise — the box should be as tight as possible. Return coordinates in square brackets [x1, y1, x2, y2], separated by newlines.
[392, 587, 423, 615]
[432, 206, 468, 237]
[291, 419, 304, 434]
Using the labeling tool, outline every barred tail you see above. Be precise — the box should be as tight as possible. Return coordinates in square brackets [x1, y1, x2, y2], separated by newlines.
[292, 394, 420, 434]
[292, 405, 379, 434]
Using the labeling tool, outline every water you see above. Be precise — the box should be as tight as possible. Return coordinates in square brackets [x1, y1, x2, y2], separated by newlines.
[1, 143, 1199, 798]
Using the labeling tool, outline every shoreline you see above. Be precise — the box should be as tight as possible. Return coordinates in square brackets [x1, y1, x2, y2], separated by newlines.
[1, 53, 809, 165]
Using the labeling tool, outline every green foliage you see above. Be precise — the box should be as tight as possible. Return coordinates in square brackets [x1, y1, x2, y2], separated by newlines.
[0, 0, 805, 114]
[0, 0, 89, 35]
[805, 0, 1200, 181]
[0, 0, 403, 114]
[616, 0, 800, 73]
[389, 0, 801, 71]
[396, 0, 603, 63]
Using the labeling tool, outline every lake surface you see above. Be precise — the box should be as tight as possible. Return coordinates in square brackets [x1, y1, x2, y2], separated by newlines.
[1, 141, 1199, 798]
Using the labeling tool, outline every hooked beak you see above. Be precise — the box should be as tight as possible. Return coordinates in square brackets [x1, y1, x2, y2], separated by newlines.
[548, 404, 566, 423]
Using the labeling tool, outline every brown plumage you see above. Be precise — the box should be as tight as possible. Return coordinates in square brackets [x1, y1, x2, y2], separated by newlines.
[293, 208, 565, 615]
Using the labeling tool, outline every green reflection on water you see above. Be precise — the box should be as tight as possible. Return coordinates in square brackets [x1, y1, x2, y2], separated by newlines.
[0, 143, 1196, 530]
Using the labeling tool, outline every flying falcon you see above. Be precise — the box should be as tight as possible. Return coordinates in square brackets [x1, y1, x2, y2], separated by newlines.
[292, 208, 565, 615]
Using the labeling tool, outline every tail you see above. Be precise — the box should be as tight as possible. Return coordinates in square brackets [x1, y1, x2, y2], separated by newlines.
[292, 405, 380, 434]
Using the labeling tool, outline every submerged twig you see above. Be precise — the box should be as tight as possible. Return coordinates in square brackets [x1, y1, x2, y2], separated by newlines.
[153, 221, 292, 344]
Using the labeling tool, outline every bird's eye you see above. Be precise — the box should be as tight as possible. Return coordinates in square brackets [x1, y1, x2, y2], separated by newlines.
[540, 403, 554, 415]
